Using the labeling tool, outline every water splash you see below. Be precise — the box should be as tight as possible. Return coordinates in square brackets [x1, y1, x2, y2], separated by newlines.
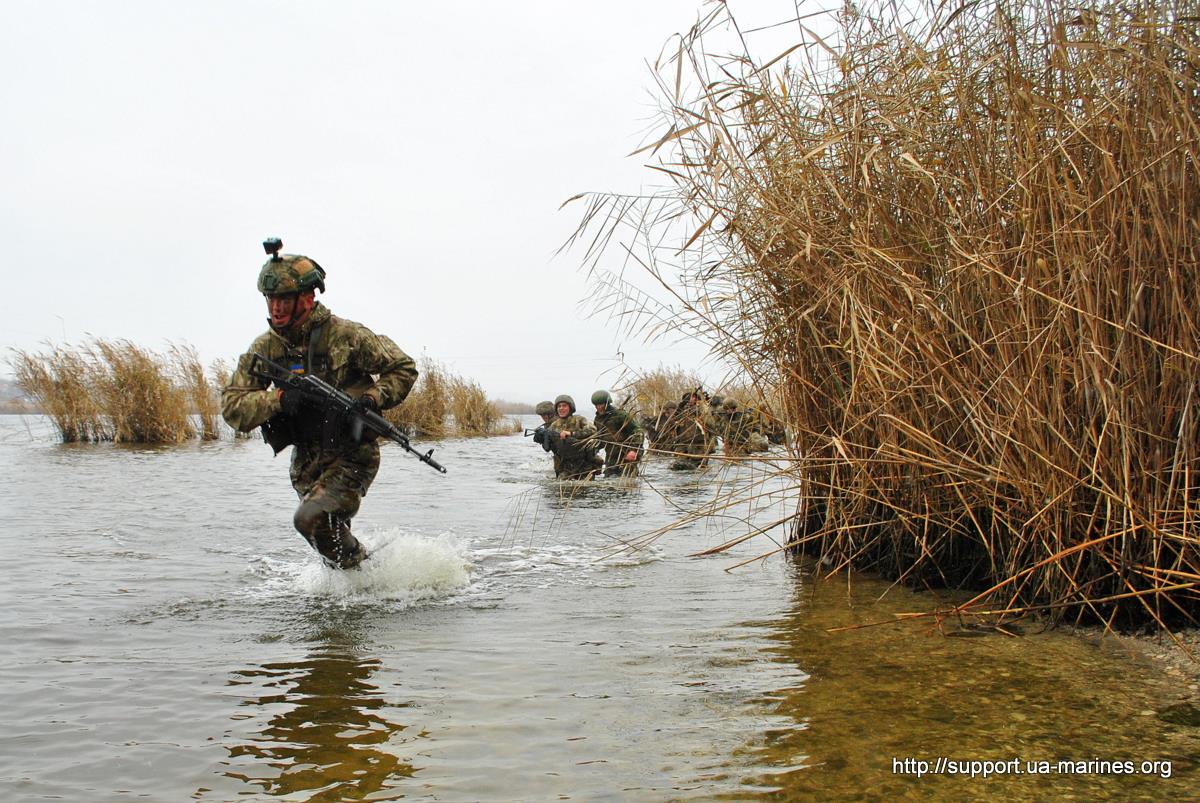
[290, 530, 472, 605]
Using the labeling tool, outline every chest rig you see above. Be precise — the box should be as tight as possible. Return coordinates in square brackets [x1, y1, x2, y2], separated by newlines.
[261, 322, 354, 454]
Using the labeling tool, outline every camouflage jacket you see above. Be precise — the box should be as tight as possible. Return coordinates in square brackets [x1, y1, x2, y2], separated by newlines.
[547, 414, 598, 465]
[221, 302, 418, 438]
[594, 406, 643, 451]
[664, 403, 715, 449]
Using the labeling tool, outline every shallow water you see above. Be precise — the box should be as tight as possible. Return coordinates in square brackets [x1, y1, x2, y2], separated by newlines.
[0, 415, 1195, 800]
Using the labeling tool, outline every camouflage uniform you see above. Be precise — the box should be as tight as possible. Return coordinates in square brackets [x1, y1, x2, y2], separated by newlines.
[222, 300, 417, 568]
[546, 395, 601, 480]
[642, 405, 675, 451]
[593, 404, 644, 477]
[663, 394, 716, 470]
[716, 400, 768, 455]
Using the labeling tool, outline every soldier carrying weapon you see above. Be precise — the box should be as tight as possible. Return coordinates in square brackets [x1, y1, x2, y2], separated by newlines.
[221, 238, 425, 569]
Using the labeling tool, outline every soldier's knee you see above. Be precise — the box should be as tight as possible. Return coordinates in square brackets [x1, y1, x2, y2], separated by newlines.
[294, 500, 326, 537]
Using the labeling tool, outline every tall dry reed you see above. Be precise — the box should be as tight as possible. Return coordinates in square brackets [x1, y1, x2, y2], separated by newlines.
[385, 357, 510, 437]
[449, 378, 503, 436]
[575, 0, 1200, 627]
[12, 340, 228, 443]
[89, 340, 193, 443]
[172, 344, 220, 440]
[617, 365, 704, 416]
[11, 345, 110, 442]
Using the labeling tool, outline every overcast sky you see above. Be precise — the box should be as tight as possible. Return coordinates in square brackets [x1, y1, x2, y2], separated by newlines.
[1, 0, 800, 401]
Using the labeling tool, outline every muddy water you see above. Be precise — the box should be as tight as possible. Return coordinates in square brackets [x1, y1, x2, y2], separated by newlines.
[0, 415, 1195, 801]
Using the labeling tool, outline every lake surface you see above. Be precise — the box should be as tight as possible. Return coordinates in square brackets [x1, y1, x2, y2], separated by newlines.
[0, 415, 1195, 801]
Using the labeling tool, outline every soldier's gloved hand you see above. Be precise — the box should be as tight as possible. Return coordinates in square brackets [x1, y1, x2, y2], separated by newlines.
[278, 387, 303, 415]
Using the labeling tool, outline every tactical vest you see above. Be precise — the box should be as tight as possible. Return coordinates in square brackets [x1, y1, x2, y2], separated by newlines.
[260, 321, 359, 453]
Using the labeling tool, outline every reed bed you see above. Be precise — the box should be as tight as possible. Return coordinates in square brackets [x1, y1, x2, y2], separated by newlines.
[575, 0, 1200, 628]
[617, 365, 704, 414]
[12, 345, 110, 442]
[385, 357, 511, 438]
[171, 345, 220, 440]
[91, 340, 193, 443]
[12, 340, 202, 443]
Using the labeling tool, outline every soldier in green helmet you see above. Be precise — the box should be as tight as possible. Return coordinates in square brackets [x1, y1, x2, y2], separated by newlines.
[545, 394, 601, 480]
[530, 400, 561, 474]
[663, 388, 716, 470]
[221, 239, 418, 569]
[590, 389, 643, 478]
[534, 400, 555, 423]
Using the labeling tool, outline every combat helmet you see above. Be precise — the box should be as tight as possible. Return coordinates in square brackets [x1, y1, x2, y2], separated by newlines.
[590, 389, 612, 406]
[554, 394, 576, 414]
[535, 400, 555, 417]
[257, 238, 326, 295]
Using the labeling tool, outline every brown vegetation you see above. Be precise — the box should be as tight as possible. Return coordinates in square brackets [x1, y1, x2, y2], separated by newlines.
[615, 365, 703, 416]
[13, 340, 203, 443]
[575, 0, 1200, 629]
[171, 345, 220, 440]
[385, 357, 512, 438]
[12, 345, 110, 442]
[14, 342, 511, 444]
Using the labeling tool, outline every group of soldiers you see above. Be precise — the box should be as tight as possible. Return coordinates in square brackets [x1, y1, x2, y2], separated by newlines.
[529, 391, 644, 480]
[530, 387, 783, 479]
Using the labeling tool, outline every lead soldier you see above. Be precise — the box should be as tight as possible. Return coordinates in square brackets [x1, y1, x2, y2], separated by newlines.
[221, 240, 418, 569]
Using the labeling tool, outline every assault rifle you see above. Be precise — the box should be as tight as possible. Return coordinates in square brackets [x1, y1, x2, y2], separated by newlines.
[248, 353, 447, 474]
[523, 424, 596, 455]
[524, 425, 554, 452]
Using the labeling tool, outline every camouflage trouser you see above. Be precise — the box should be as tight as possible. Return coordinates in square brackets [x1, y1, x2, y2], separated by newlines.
[724, 433, 769, 455]
[668, 439, 713, 471]
[289, 441, 380, 567]
[557, 447, 602, 480]
[603, 442, 643, 478]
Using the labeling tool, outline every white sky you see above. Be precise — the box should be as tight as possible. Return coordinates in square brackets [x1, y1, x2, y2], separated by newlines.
[1, 0, 801, 402]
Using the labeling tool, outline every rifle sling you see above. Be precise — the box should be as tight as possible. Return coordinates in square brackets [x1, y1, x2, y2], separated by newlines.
[306, 323, 325, 376]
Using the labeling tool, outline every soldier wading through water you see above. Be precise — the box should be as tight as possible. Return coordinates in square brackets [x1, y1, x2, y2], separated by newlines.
[591, 389, 643, 477]
[222, 240, 418, 569]
[546, 394, 601, 480]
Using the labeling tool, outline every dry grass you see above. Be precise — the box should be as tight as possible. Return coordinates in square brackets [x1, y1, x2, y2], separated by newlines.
[171, 344, 220, 440]
[385, 357, 511, 438]
[616, 365, 704, 415]
[573, 0, 1200, 629]
[12, 345, 110, 442]
[12, 340, 198, 443]
[86, 340, 193, 443]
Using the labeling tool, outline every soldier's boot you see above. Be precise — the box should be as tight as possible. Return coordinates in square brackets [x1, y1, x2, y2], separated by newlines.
[323, 515, 368, 570]
[335, 537, 369, 570]
[295, 502, 369, 570]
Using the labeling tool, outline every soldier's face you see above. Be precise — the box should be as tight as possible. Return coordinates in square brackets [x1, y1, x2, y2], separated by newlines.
[556, 402, 571, 418]
[266, 294, 297, 327]
[265, 292, 315, 327]
[594, 402, 607, 414]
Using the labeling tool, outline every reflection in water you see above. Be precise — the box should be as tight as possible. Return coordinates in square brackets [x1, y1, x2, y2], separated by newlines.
[731, 573, 1198, 800]
[220, 646, 415, 800]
